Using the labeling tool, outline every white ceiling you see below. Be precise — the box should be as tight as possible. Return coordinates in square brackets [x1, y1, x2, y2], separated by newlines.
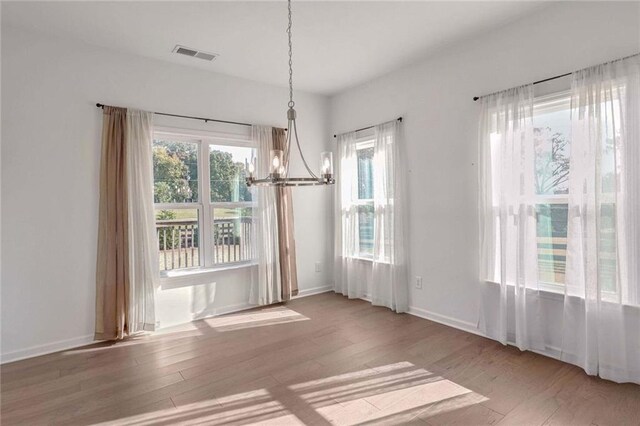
[2, 1, 546, 95]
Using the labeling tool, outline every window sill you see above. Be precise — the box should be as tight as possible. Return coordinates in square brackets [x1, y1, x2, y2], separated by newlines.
[483, 280, 640, 307]
[484, 279, 565, 302]
[160, 262, 256, 289]
[350, 256, 374, 262]
[344, 256, 392, 265]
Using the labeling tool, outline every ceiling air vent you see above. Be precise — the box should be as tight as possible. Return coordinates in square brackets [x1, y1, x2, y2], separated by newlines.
[173, 45, 218, 62]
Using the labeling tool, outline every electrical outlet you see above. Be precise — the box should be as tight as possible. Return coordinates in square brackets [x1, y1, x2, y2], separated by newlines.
[315, 262, 322, 272]
[415, 276, 423, 289]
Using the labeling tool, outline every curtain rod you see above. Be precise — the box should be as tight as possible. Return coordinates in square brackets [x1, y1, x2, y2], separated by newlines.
[333, 117, 402, 138]
[472, 73, 571, 101]
[96, 103, 283, 129]
[473, 52, 640, 102]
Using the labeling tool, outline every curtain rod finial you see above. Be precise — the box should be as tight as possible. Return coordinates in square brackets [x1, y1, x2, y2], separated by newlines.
[473, 97, 480, 101]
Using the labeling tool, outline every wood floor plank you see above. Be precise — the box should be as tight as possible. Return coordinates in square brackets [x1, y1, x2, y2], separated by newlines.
[2, 293, 638, 425]
[419, 394, 504, 426]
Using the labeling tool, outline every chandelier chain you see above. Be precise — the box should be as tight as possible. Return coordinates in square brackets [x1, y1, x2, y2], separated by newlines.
[287, 0, 294, 108]
[245, 0, 334, 187]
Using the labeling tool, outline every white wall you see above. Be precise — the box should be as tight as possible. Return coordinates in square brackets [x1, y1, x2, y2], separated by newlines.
[330, 1, 640, 342]
[3, 1, 639, 363]
[1, 26, 333, 361]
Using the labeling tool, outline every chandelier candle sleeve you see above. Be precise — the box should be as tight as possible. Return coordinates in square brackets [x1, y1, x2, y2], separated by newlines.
[270, 150, 284, 177]
[320, 152, 333, 178]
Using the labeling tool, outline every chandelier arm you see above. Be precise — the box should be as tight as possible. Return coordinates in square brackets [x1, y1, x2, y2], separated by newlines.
[293, 119, 318, 179]
[285, 119, 292, 178]
[250, 176, 333, 187]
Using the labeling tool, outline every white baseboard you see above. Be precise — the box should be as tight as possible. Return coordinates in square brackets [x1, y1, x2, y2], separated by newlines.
[191, 302, 255, 321]
[526, 344, 562, 360]
[1, 334, 95, 364]
[1, 286, 336, 364]
[407, 306, 485, 337]
[191, 286, 333, 320]
[407, 306, 563, 363]
[2, 288, 561, 367]
[162, 287, 334, 328]
[3, 301, 257, 362]
[294, 285, 333, 299]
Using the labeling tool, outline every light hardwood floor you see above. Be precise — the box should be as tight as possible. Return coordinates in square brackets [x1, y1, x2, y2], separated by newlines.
[1, 293, 639, 425]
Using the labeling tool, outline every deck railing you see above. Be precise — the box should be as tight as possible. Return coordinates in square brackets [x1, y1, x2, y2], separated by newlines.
[156, 218, 253, 271]
[537, 236, 567, 284]
[212, 218, 255, 265]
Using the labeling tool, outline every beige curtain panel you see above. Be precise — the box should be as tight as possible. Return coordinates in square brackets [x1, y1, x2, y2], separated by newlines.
[95, 106, 157, 341]
[273, 127, 299, 300]
[95, 106, 129, 340]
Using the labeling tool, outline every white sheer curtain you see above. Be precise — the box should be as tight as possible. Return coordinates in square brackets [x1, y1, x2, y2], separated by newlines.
[126, 109, 157, 332]
[334, 121, 408, 313]
[478, 85, 547, 350]
[371, 121, 408, 312]
[334, 131, 366, 299]
[249, 125, 282, 305]
[562, 55, 640, 383]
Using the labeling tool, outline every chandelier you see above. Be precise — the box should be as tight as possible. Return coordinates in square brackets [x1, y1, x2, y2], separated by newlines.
[246, 0, 335, 188]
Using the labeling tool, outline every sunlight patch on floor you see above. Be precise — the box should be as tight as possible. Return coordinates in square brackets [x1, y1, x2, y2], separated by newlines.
[289, 361, 440, 405]
[62, 307, 308, 358]
[201, 306, 310, 332]
[100, 361, 486, 425]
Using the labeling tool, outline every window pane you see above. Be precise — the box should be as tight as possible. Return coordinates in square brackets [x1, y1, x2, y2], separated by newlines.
[155, 209, 200, 271]
[357, 147, 374, 200]
[598, 98, 620, 296]
[536, 203, 567, 284]
[358, 204, 374, 258]
[212, 207, 254, 265]
[533, 101, 571, 195]
[533, 95, 571, 288]
[599, 203, 617, 294]
[210, 145, 255, 203]
[153, 140, 199, 203]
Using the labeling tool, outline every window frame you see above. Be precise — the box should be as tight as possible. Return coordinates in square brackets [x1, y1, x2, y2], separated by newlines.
[153, 127, 257, 280]
[353, 137, 375, 260]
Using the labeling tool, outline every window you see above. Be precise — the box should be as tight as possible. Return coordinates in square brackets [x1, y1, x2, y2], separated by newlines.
[152, 131, 256, 275]
[533, 91, 617, 292]
[533, 93, 571, 287]
[209, 144, 255, 266]
[355, 141, 374, 258]
[486, 90, 621, 293]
